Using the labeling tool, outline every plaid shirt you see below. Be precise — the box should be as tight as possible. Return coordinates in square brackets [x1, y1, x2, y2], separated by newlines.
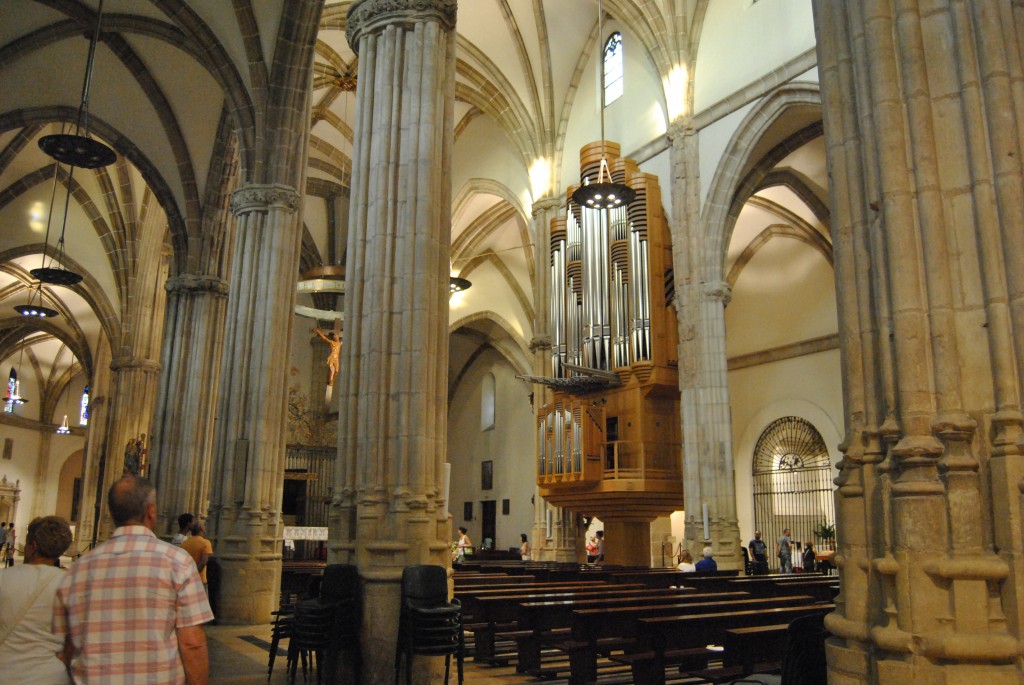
[53, 525, 214, 684]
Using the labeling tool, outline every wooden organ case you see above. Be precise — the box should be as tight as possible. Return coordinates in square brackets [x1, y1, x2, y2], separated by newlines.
[532, 141, 682, 525]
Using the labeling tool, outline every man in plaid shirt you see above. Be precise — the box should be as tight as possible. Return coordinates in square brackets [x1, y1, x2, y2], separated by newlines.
[54, 476, 213, 684]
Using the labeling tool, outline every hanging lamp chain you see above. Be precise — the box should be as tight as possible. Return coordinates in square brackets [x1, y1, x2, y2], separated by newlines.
[75, 0, 106, 139]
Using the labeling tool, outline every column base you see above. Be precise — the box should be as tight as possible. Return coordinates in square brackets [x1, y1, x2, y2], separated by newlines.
[214, 557, 280, 624]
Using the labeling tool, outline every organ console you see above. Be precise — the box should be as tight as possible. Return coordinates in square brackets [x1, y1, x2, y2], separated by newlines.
[524, 141, 682, 524]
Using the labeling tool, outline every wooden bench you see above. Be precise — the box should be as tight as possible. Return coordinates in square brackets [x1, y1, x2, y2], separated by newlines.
[466, 583, 646, 663]
[559, 595, 818, 684]
[628, 603, 835, 685]
[453, 574, 537, 588]
[511, 589, 743, 674]
[456, 581, 610, 618]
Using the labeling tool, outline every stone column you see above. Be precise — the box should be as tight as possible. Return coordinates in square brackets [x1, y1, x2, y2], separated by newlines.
[149, 274, 229, 537]
[208, 184, 303, 625]
[328, 1, 457, 681]
[814, 1, 1024, 681]
[92, 356, 164, 540]
[529, 195, 562, 560]
[667, 118, 742, 570]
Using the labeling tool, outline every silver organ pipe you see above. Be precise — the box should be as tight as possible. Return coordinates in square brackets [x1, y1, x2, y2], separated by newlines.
[554, 407, 564, 474]
[573, 410, 582, 472]
[538, 415, 548, 475]
[551, 234, 565, 377]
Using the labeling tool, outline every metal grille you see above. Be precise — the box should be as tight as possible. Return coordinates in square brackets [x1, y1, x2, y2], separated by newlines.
[752, 417, 835, 565]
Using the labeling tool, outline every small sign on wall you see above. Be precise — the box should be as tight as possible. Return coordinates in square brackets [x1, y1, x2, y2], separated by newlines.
[2, 438, 11, 460]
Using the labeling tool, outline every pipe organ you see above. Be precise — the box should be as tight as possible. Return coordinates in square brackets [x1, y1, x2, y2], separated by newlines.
[533, 142, 682, 523]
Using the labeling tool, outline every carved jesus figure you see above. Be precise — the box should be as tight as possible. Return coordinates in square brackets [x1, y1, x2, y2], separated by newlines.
[312, 328, 342, 386]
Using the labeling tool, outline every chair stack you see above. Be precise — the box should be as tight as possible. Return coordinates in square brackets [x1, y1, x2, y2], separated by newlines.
[286, 564, 363, 684]
[395, 565, 465, 685]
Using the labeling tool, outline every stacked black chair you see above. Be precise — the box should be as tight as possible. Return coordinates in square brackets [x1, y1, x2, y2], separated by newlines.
[285, 564, 362, 684]
[394, 565, 464, 685]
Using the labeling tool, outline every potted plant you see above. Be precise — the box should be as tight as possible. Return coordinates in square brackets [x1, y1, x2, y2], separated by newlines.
[814, 522, 836, 550]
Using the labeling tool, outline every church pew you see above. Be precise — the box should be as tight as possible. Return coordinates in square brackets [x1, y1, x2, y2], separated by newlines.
[466, 584, 647, 662]
[453, 573, 537, 587]
[727, 576, 839, 602]
[456, 581, 611, 616]
[511, 589, 742, 674]
[627, 603, 835, 685]
[558, 594, 818, 684]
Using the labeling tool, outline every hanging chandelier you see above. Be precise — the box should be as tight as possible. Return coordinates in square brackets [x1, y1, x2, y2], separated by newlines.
[13, 283, 59, 319]
[56, 414, 71, 435]
[570, 0, 635, 210]
[3, 368, 28, 411]
[34, 0, 116, 287]
[449, 276, 472, 294]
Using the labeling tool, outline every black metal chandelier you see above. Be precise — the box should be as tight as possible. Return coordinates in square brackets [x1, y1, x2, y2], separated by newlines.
[570, 0, 635, 210]
[33, 0, 116, 288]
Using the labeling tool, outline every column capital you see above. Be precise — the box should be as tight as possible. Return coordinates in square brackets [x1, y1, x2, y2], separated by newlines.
[347, 0, 457, 50]
[109, 356, 162, 374]
[531, 196, 563, 217]
[703, 280, 732, 305]
[666, 116, 696, 144]
[229, 184, 300, 216]
[164, 274, 229, 296]
[529, 335, 552, 352]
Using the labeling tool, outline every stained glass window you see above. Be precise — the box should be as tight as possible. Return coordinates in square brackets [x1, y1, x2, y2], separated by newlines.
[79, 385, 89, 426]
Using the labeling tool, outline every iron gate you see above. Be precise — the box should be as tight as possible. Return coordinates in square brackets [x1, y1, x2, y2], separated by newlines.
[752, 416, 836, 569]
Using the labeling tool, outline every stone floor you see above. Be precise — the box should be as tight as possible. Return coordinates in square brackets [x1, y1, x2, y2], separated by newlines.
[206, 623, 532, 684]
[205, 622, 717, 684]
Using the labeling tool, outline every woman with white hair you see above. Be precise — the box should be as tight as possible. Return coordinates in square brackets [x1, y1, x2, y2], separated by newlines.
[0, 515, 74, 683]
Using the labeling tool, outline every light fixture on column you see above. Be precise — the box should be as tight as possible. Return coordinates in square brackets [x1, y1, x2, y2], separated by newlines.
[570, 0, 635, 210]
[34, 0, 116, 287]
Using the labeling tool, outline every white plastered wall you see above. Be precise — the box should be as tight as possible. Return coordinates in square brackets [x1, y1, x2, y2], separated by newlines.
[447, 345, 535, 553]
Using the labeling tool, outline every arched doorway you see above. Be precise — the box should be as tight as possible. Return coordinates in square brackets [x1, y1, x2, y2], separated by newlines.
[752, 416, 835, 562]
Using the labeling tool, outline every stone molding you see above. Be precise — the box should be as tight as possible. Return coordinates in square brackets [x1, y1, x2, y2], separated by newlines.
[531, 197, 563, 216]
[164, 274, 229, 296]
[529, 335, 552, 352]
[667, 116, 695, 144]
[346, 0, 457, 50]
[109, 357, 162, 374]
[229, 184, 301, 216]
[703, 280, 732, 305]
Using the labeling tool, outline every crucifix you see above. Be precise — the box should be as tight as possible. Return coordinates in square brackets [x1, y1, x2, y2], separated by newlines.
[312, 317, 343, 401]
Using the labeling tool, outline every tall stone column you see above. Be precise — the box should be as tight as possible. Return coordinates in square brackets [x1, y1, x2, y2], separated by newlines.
[328, 1, 457, 681]
[149, 274, 228, 536]
[529, 195, 562, 560]
[92, 356, 164, 540]
[210, 185, 303, 624]
[814, 1, 1024, 681]
[667, 118, 742, 569]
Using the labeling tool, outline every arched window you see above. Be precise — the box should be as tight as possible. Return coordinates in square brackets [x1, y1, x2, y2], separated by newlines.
[79, 385, 89, 426]
[481, 373, 495, 431]
[751, 416, 835, 556]
[603, 32, 623, 105]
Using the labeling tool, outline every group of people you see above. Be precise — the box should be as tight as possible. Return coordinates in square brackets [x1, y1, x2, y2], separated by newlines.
[673, 529, 819, 575]
[749, 528, 817, 574]
[453, 528, 532, 561]
[0, 476, 215, 684]
[676, 546, 718, 572]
